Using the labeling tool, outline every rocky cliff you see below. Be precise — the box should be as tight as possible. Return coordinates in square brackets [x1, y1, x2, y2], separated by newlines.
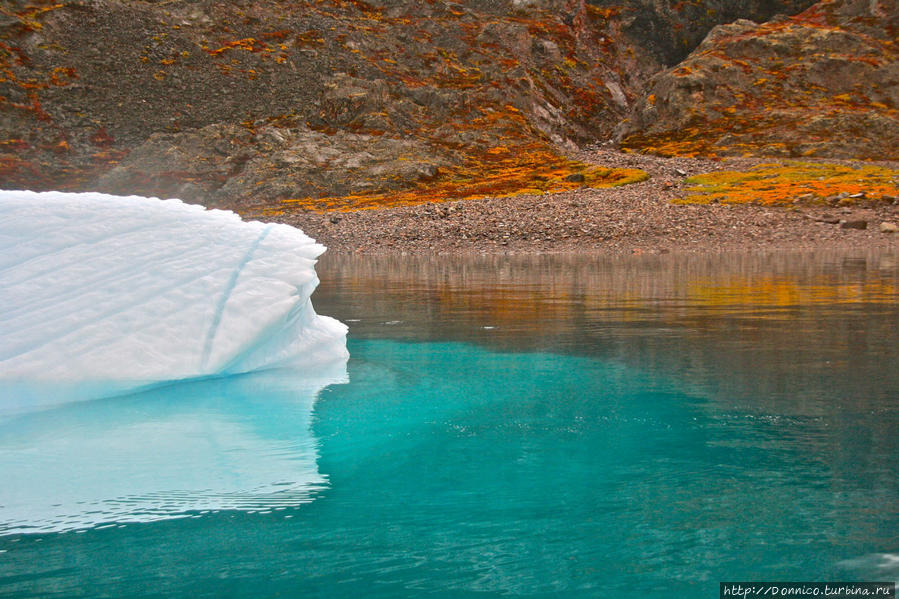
[620, 0, 898, 159]
[0, 0, 893, 212]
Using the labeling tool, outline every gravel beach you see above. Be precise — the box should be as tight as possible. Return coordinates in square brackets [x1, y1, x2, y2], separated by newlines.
[268, 150, 899, 255]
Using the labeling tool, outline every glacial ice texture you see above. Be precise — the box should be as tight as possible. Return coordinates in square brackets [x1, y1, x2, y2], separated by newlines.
[0, 190, 348, 412]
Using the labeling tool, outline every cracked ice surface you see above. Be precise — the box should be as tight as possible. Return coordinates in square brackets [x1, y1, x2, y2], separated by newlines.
[0, 191, 348, 411]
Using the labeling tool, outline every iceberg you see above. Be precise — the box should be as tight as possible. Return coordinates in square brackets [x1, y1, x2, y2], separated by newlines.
[0, 190, 348, 413]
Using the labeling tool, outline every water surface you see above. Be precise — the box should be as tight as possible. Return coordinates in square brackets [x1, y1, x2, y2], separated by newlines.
[1, 251, 897, 598]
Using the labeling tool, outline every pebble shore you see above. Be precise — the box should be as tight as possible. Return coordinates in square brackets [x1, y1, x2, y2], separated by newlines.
[271, 150, 899, 255]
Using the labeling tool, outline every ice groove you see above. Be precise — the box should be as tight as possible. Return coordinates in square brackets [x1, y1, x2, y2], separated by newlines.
[201, 225, 273, 370]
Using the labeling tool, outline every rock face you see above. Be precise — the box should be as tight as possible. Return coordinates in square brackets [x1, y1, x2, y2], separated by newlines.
[94, 122, 445, 207]
[588, 0, 815, 65]
[620, 0, 899, 159]
[0, 0, 651, 209]
[0, 0, 894, 209]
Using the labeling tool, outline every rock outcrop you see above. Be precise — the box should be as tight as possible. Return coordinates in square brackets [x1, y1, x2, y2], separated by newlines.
[0, 0, 652, 209]
[0, 0, 894, 210]
[620, 0, 899, 159]
[588, 0, 815, 65]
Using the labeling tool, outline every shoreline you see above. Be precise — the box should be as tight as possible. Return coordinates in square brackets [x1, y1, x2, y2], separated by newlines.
[264, 150, 899, 256]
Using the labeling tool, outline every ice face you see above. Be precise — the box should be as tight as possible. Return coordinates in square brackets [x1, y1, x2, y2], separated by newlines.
[0, 191, 348, 411]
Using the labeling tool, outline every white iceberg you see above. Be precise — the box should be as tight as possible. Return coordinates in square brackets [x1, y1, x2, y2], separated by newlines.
[0, 190, 348, 412]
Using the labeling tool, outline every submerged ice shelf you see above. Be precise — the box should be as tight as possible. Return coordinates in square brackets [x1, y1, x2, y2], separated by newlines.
[0, 190, 348, 412]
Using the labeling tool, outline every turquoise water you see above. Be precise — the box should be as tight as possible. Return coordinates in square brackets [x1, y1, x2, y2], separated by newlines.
[2, 252, 898, 597]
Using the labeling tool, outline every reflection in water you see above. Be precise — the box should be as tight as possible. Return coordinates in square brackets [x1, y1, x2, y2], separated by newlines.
[0, 366, 346, 535]
[316, 250, 899, 416]
[1, 251, 897, 598]
[316, 251, 898, 318]
[313, 251, 899, 537]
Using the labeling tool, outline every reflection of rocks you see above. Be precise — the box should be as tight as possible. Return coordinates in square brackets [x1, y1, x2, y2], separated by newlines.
[315, 250, 899, 418]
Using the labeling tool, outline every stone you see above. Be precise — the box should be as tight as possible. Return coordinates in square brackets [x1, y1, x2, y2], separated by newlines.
[880, 222, 898, 233]
[840, 220, 868, 230]
[533, 39, 562, 62]
[604, 79, 629, 109]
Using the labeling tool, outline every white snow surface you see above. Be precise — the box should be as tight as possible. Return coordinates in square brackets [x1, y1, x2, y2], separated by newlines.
[0, 190, 348, 399]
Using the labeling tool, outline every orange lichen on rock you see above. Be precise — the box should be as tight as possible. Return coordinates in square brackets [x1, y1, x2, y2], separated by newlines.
[9, 3, 64, 31]
[203, 38, 268, 56]
[620, 0, 898, 161]
[677, 161, 899, 205]
[274, 151, 647, 212]
[259, 102, 648, 212]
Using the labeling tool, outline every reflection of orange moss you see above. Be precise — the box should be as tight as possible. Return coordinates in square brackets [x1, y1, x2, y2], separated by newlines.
[336, 261, 899, 339]
[677, 162, 899, 205]
[455, 276, 899, 327]
[688, 278, 899, 307]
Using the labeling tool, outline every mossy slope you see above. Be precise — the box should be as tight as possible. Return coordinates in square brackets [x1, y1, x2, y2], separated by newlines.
[678, 162, 899, 205]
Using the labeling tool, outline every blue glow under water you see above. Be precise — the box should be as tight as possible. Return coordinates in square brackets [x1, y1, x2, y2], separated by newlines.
[1, 252, 898, 598]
